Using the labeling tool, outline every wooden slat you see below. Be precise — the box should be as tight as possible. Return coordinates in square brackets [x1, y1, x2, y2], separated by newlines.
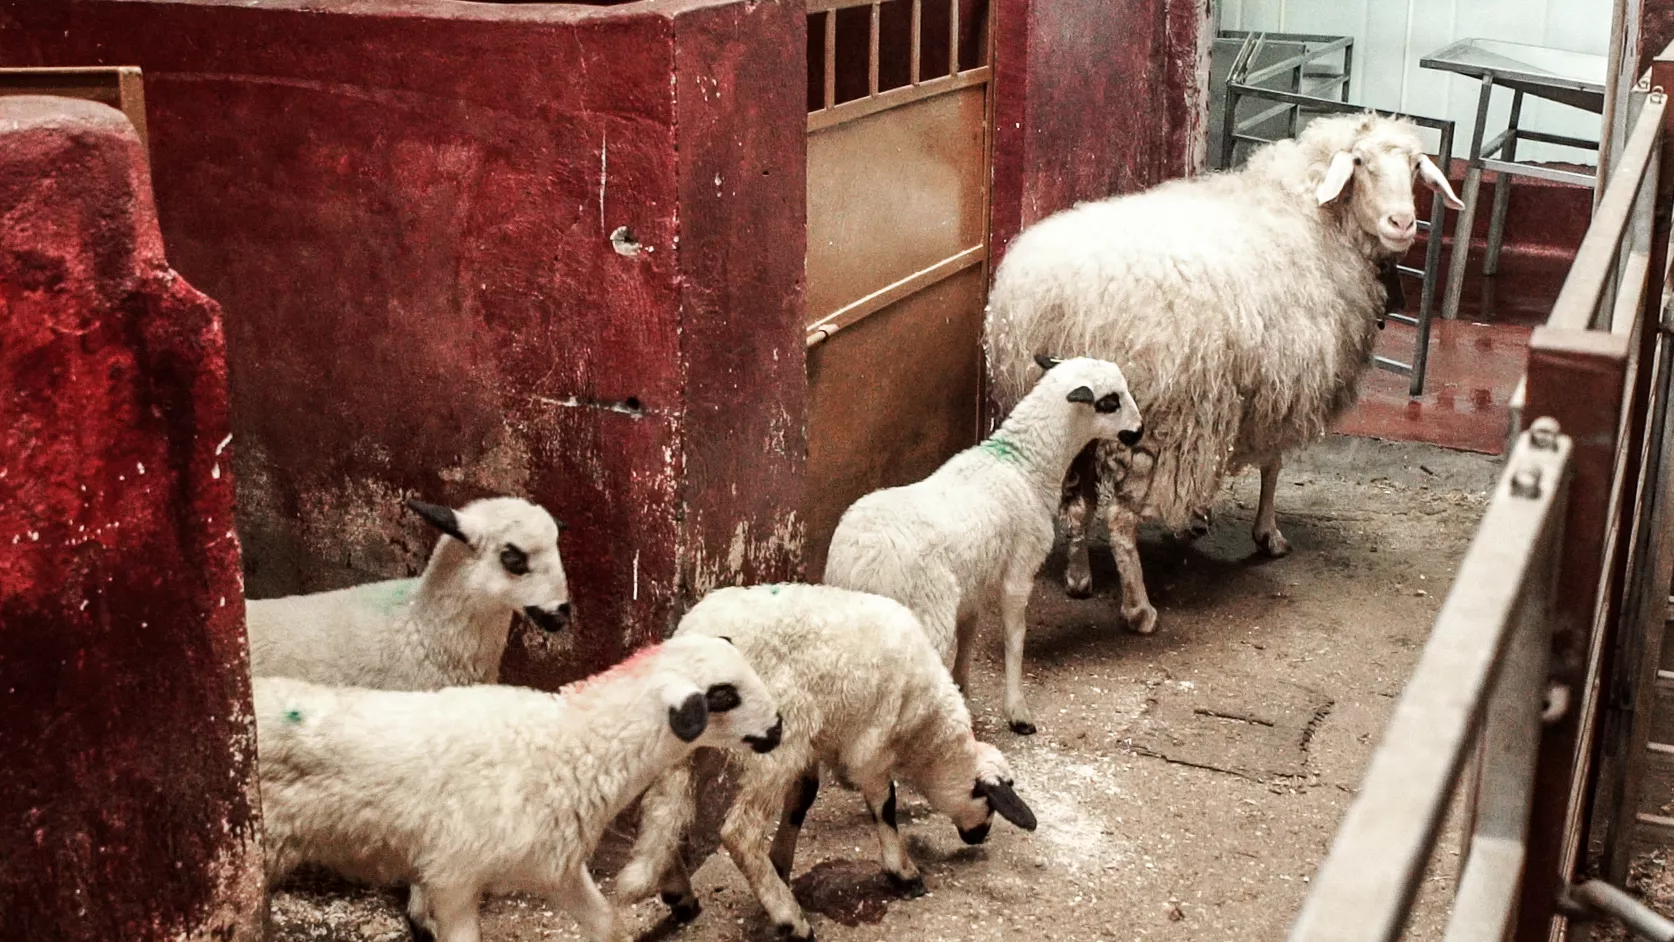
[868, 2, 880, 97]
[910, 0, 922, 84]
[948, 0, 959, 76]
[823, 10, 837, 111]
[807, 67, 989, 132]
[807, 245, 985, 346]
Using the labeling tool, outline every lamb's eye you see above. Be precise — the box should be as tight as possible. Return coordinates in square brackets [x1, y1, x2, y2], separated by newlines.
[500, 544, 530, 576]
[705, 683, 742, 712]
[1095, 393, 1122, 414]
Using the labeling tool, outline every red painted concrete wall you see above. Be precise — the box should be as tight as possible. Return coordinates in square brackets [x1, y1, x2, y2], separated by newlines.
[0, 0, 807, 684]
[991, 0, 1209, 258]
[0, 95, 263, 941]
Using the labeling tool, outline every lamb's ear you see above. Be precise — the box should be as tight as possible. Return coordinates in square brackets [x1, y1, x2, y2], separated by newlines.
[1315, 150, 1358, 205]
[406, 499, 469, 544]
[1034, 354, 1063, 371]
[975, 779, 1038, 831]
[665, 685, 710, 743]
[1416, 154, 1465, 210]
[1066, 386, 1096, 405]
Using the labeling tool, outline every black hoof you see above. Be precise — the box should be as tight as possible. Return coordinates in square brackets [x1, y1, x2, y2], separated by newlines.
[775, 923, 815, 941]
[1009, 720, 1037, 736]
[662, 892, 702, 923]
[888, 873, 928, 898]
[404, 913, 437, 942]
[1065, 583, 1093, 600]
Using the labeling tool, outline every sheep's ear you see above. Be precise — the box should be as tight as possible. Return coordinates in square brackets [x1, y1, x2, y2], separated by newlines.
[406, 499, 469, 544]
[1416, 154, 1465, 210]
[975, 779, 1038, 831]
[1033, 354, 1063, 371]
[1315, 150, 1357, 205]
[666, 687, 709, 743]
[1065, 386, 1095, 405]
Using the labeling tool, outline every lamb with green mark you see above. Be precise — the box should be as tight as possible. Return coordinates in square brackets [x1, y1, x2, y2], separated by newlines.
[823, 355, 1142, 734]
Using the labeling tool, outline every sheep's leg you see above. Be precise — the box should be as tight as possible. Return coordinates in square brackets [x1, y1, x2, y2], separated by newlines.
[860, 778, 925, 896]
[721, 784, 813, 940]
[423, 883, 482, 942]
[1061, 443, 1100, 598]
[1106, 504, 1157, 635]
[1000, 569, 1038, 734]
[951, 611, 978, 693]
[554, 869, 629, 942]
[1253, 459, 1293, 558]
[655, 851, 700, 923]
[405, 884, 436, 942]
[769, 768, 821, 881]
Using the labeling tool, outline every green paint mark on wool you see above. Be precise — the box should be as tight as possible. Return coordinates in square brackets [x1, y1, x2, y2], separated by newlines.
[361, 578, 418, 615]
[284, 709, 303, 725]
[978, 437, 1025, 464]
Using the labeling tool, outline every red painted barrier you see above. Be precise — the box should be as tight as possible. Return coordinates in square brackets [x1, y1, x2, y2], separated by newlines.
[0, 95, 263, 941]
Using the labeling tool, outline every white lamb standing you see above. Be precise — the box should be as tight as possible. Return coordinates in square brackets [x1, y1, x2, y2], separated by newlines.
[245, 496, 571, 689]
[823, 355, 1143, 733]
[984, 113, 1464, 635]
[255, 634, 785, 942]
[615, 583, 1037, 941]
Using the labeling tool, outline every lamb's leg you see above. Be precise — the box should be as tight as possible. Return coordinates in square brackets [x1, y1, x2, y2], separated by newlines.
[769, 768, 821, 881]
[422, 883, 483, 942]
[1106, 504, 1157, 635]
[554, 869, 629, 942]
[1061, 443, 1100, 598]
[656, 851, 700, 923]
[1253, 458, 1293, 558]
[860, 778, 925, 896]
[1000, 569, 1038, 734]
[951, 611, 978, 693]
[721, 785, 814, 940]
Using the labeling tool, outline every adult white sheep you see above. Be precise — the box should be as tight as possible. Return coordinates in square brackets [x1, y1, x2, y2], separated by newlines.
[615, 583, 1036, 941]
[823, 356, 1143, 733]
[255, 634, 784, 942]
[246, 496, 570, 689]
[984, 112, 1463, 635]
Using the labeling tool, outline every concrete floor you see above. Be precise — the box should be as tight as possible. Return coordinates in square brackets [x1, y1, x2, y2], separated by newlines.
[269, 434, 1502, 942]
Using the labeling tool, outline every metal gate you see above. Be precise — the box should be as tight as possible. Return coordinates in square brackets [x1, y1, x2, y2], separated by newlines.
[802, 0, 993, 574]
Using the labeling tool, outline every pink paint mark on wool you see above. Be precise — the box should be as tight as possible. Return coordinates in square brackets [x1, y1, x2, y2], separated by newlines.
[561, 642, 665, 696]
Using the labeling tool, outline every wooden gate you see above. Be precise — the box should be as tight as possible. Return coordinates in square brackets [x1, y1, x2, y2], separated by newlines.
[802, 0, 993, 574]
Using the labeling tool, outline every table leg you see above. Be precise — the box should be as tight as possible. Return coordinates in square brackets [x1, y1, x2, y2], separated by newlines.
[1443, 76, 1495, 320]
[1484, 89, 1525, 277]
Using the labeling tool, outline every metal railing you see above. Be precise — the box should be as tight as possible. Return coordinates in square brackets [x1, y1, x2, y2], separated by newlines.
[1290, 39, 1674, 942]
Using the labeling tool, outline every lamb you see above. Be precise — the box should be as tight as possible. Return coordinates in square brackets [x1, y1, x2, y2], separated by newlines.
[984, 113, 1464, 635]
[255, 634, 784, 942]
[615, 583, 1037, 942]
[822, 356, 1144, 733]
[246, 496, 571, 689]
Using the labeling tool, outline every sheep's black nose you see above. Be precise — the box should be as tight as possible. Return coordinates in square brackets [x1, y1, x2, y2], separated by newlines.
[1117, 425, 1144, 446]
[746, 714, 784, 754]
[524, 604, 570, 633]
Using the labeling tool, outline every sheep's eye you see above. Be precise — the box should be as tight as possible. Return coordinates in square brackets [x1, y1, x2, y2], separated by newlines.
[500, 544, 530, 576]
[705, 683, 742, 712]
[1094, 392, 1122, 414]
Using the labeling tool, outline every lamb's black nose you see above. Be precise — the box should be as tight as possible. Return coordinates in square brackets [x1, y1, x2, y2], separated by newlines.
[523, 604, 570, 633]
[1117, 425, 1144, 446]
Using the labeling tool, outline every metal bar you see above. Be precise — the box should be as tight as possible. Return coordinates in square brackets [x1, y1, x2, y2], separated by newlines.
[823, 10, 837, 111]
[1386, 312, 1420, 328]
[1372, 356, 1413, 375]
[1342, 40, 1354, 103]
[807, 67, 989, 132]
[1413, 121, 1455, 395]
[1484, 90, 1524, 277]
[1516, 129, 1604, 150]
[1547, 92, 1667, 331]
[1223, 83, 1453, 132]
[1243, 35, 1353, 86]
[868, 2, 880, 97]
[1613, 249, 1652, 335]
[1563, 880, 1674, 940]
[1220, 36, 1257, 169]
[1479, 157, 1597, 188]
[1443, 77, 1496, 321]
[1481, 126, 1515, 160]
[1515, 327, 1634, 942]
[948, 0, 958, 76]
[910, 0, 921, 84]
[1233, 102, 1300, 134]
[1288, 428, 1573, 942]
[1641, 812, 1674, 828]
[806, 245, 986, 346]
[1596, 0, 1635, 193]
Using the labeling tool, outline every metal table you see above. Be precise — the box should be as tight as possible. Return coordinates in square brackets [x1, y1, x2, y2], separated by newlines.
[1419, 38, 1608, 319]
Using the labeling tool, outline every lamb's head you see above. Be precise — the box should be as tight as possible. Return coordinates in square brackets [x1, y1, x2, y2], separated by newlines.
[1032, 354, 1145, 447]
[921, 738, 1038, 844]
[654, 635, 783, 753]
[406, 496, 572, 633]
[1305, 113, 1463, 255]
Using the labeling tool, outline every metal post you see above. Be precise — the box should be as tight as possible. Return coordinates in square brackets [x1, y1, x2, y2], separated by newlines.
[1443, 76, 1497, 320]
[1484, 90, 1524, 277]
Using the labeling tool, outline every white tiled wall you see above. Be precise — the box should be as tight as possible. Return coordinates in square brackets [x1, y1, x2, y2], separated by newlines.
[1219, 0, 1610, 164]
